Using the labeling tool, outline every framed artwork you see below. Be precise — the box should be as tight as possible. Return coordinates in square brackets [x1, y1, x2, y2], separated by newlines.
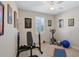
[0, 2, 4, 35]
[14, 11, 17, 28]
[68, 18, 74, 26]
[48, 20, 52, 26]
[7, 4, 12, 24]
[25, 18, 32, 28]
[59, 19, 64, 28]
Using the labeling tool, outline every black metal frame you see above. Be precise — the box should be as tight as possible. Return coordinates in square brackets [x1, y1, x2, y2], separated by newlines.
[38, 33, 43, 54]
[16, 32, 43, 57]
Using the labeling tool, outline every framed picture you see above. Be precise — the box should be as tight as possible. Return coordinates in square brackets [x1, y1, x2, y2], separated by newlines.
[48, 20, 52, 26]
[25, 18, 32, 28]
[14, 11, 17, 28]
[59, 19, 64, 28]
[7, 4, 12, 24]
[68, 18, 74, 26]
[0, 2, 4, 35]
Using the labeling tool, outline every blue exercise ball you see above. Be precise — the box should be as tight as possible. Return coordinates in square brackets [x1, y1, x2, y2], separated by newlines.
[61, 40, 70, 48]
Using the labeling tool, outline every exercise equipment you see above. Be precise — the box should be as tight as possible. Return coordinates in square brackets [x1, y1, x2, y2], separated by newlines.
[61, 40, 70, 48]
[27, 32, 38, 57]
[54, 48, 66, 57]
[50, 29, 60, 45]
[16, 32, 43, 57]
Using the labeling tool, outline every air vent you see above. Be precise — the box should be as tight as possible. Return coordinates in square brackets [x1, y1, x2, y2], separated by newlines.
[57, 1, 64, 4]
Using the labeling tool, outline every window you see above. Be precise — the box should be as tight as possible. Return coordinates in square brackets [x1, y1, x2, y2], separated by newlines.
[35, 16, 45, 33]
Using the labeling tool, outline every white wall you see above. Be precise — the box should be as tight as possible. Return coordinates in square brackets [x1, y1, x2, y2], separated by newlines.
[0, 1, 18, 57]
[54, 6, 79, 50]
[18, 10, 54, 45]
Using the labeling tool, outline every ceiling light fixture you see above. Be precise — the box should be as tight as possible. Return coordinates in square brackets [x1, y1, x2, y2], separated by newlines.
[50, 7, 54, 10]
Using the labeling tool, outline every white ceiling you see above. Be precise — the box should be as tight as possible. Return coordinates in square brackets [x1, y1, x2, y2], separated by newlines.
[15, 1, 79, 15]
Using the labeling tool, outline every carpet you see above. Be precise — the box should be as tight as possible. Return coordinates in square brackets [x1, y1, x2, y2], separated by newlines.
[54, 48, 66, 57]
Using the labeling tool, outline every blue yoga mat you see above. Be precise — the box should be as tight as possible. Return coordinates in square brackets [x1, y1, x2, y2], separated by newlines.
[54, 48, 66, 57]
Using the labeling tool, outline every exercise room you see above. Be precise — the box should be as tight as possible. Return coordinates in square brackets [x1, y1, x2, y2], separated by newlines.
[0, 0, 79, 57]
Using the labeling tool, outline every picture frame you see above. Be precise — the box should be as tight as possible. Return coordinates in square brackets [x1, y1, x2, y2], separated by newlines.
[0, 2, 4, 36]
[7, 4, 12, 24]
[14, 11, 17, 28]
[68, 18, 74, 26]
[25, 18, 32, 28]
[59, 19, 64, 28]
[48, 20, 52, 26]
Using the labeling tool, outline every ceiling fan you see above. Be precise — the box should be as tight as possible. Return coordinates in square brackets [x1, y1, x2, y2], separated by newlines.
[45, 1, 64, 10]
[47, 1, 64, 5]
